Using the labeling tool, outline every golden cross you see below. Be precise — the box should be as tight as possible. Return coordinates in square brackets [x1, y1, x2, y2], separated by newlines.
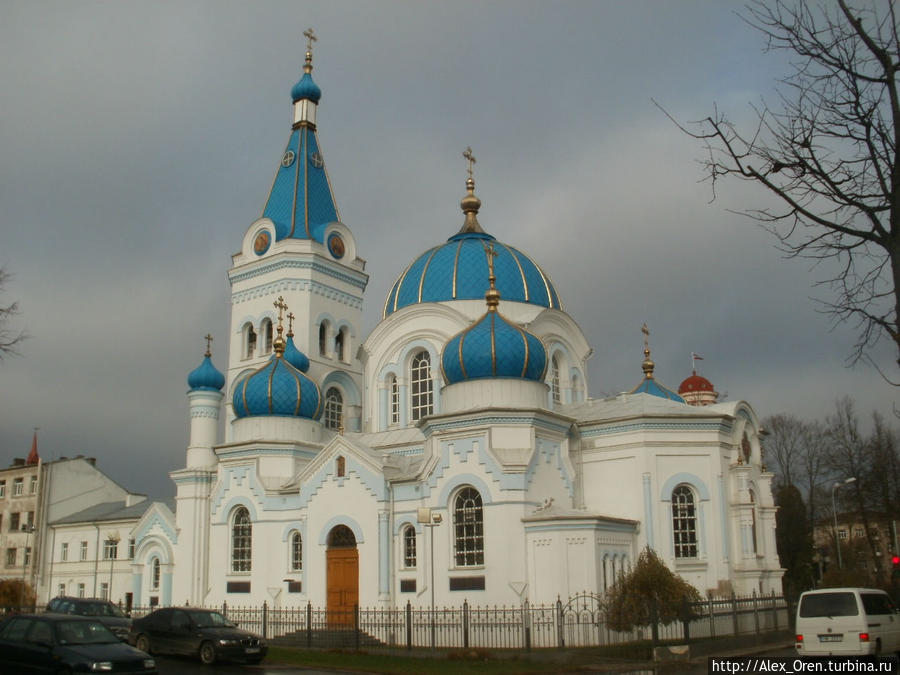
[204, 333, 213, 357]
[287, 312, 295, 336]
[463, 146, 476, 180]
[303, 28, 317, 52]
[641, 323, 650, 351]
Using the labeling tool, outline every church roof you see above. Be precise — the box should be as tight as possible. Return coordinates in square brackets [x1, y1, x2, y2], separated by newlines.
[679, 371, 715, 394]
[630, 377, 685, 402]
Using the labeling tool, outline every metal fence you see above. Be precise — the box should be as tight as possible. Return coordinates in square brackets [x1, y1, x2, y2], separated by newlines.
[124, 590, 789, 650]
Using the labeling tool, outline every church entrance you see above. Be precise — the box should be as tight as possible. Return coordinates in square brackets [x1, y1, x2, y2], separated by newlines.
[326, 525, 358, 626]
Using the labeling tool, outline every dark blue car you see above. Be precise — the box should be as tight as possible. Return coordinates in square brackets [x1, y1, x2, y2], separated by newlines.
[0, 613, 157, 674]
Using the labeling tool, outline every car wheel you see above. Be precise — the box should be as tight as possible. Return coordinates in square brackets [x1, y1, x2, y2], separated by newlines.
[135, 634, 152, 654]
[199, 640, 217, 665]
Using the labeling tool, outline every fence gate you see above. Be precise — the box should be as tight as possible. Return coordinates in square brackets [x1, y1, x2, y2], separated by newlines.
[560, 592, 604, 647]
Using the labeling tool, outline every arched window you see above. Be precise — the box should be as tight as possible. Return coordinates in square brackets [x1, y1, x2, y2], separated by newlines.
[403, 525, 417, 568]
[319, 322, 329, 357]
[410, 351, 433, 421]
[671, 485, 698, 559]
[291, 532, 302, 571]
[151, 558, 160, 590]
[749, 489, 758, 554]
[453, 487, 484, 567]
[244, 323, 257, 359]
[231, 507, 252, 572]
[335, 328, 346, 362]
[324, 388, 343, 430]
[550, 355, 561, 404]
[261, 319, 273, 354]
[389, 375, 400, 425]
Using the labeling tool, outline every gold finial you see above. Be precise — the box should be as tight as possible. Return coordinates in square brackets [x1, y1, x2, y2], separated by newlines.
[287, 312, 295, 338]
[641, 323, 655, 379]
[303, 28, 317, 73]
[484, 243, 500, 311]
[458, 147, 485, 234]
[273, 296, 288, 355]
[204, 334, 213, 358]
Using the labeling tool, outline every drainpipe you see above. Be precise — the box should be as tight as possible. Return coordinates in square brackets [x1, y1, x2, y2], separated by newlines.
[93, 524, 101, 597]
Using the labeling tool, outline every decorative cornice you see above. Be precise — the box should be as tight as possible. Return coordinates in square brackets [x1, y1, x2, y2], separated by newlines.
[421, 413, 571, 436]
[231, 278, 363, 309]
[229, 257, 367, 290]
[578, 420, 731, 437]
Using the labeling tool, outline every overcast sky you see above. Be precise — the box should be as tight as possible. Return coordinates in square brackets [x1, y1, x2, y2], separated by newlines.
[1, 1, 895, 499]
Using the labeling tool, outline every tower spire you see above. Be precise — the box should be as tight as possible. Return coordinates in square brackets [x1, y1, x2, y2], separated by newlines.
[26, 427, 39, 466]
[458, 146, 485, 234]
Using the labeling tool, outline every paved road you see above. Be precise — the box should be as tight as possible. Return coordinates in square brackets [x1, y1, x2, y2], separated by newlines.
[153, 654, 350, 675]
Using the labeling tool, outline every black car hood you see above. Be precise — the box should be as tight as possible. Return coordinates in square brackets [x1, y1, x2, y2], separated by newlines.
[60, 641, 148, 660]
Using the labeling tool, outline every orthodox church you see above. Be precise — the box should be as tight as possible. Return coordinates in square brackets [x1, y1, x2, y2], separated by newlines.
[132, 37, 782, 612]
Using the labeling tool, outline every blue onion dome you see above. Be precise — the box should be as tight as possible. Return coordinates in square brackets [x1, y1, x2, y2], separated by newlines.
[283, 332, 310, 372]
[187, 341, 225, 391]
[441, 245, 547, 385]
[383, 171, 561, 318]
[291, 49, 322, 103]
[232, 300, 322, 419]
[628, 324, 685, 403]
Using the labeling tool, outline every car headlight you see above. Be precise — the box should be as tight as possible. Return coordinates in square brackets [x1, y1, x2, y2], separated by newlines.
[90, 663, 113, 672]
[218, 638, 240, 645]
[143, 658, 156, 669]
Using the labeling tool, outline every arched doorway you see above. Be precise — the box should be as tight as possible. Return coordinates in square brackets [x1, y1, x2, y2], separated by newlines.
[326, 525, 358, 626]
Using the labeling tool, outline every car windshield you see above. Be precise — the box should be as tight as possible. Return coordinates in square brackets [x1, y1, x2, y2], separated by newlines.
[187, 611, 235, 628]
[799, 592, 859, 617]
[80, 602, 126, 618]
[56, 620, 118, 645]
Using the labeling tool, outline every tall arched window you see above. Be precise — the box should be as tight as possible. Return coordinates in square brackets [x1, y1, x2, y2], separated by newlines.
[244, 323, 257, 359]
[335, 328, 346, 362]
[324, 388, 343, 430]
[319, 322, 329, 357]
[453, 487, 484, 566]
[151, 558, 160, 590]
[672, 485, 698, 559]
[550, 355, 561, 404]
[291, 532, 302, 571]
[389, 375, 400, 425]
[403, 525, 416, 568]
[231, 507, 252, 572]
[410, 351, 433, 421]
[261, 319, 273, 354]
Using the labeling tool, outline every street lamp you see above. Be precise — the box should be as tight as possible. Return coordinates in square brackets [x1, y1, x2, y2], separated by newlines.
[832, 477, 857, 569]
[417, 507, 443, 649]
[20, 524, 34, 609]
[107, 532, 120, 602]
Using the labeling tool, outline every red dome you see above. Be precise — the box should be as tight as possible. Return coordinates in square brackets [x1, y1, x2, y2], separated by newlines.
[678, 371, 714, 394]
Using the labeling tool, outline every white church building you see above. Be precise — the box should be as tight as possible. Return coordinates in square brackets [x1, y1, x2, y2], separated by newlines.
[126, 40, 782, 613]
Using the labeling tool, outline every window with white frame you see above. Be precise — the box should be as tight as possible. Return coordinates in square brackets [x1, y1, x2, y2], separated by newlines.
[550, 355, 561, 404]
[453, 487, 484, 566]
[672, 485, 698, 558]
[57, 583, 65, 597]
[5, 548, 15, 567]
[410, 351, 433, 421]
[261, 319, 273, 354]
[389, 375, 399, 425]
[23, 547, 31, 566]
[151, 558, 160, 590]
[335, 328, 346, 362]
[291, 532, 302, 571]
[244, 323, 257, 359]
[128, 539, 135, 559]
[80, 541, 88, 561]
[100, 582, 108, 600]
[77, 583, 85, 598]
[0, 480, 5, 497]
[103, 539, 118, 560]
[60, 542, 68, 562]
[13, 478, 23, 496]
[9, 512, 19, 531]
[29, 476, 37, 493]
[839, 529, 848, 540]
[231, 507, 252, 572]
[403, 525, 417, 568]
[324, 388, 343, 430]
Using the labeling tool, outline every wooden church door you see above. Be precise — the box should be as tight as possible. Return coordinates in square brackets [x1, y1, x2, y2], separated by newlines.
[326, 525, 358, 626]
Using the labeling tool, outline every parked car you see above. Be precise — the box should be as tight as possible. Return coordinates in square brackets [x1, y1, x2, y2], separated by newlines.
[128, 607, 266, 665]
[46, 595, 132, 641]
[0, 613, 157, 673]
[795, 587, 900, 656]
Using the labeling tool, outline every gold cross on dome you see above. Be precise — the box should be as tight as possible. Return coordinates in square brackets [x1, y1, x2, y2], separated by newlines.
[287, 312, 295, 335]
[303, 28, 317, 52]
[274, 296, 288, 324]
[204, 334, 213, 357]
[463, 146, 476, 180]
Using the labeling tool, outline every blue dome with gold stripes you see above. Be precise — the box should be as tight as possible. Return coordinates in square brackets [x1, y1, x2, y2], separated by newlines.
[442, 309, 547, 384]
[187, 354, 225, 392]
[232, 353, 322, 419]
[383, 231, 561, 317]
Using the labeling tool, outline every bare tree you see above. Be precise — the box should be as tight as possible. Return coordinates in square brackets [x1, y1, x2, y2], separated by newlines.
[668, 0, 900, 377]
[0, 267, 26, 359]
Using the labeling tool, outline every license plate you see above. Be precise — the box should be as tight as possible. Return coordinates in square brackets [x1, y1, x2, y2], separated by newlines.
[245, 647, 261, 653]
[818, 634, 842, 642]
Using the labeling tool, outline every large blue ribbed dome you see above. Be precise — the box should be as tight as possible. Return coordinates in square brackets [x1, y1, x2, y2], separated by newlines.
[442, 309, 547, 384]
[232, 354, 322, 419]
[383, 231, 561, 317]
[187, 355, 225, 392]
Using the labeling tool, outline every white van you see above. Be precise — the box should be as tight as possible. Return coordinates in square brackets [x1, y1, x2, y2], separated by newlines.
[795, 588, 900, 656]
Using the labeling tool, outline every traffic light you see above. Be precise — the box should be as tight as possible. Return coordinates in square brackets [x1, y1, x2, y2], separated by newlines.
[893, 555, 900, 580]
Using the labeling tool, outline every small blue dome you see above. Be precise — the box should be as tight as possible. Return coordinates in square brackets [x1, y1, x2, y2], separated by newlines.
[384, 232, 561, 318]
[187, 355, 225, 392]
[232, 354, 322, 419]
[442, 310, 547, 384]
[291, 72, 321, 104]
[283, 335, 310, 372]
